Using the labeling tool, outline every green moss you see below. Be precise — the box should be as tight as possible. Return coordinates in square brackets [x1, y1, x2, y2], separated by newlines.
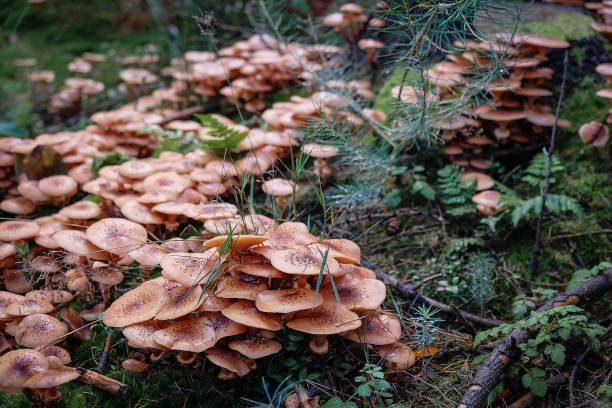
[560, 77, 609, 134]
[372, 69, 420, 116]
[519, 12, 595, 40]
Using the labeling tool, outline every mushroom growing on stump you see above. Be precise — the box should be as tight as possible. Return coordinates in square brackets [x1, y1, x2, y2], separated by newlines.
[287, 301, 361, 355]
[262, 178, 296, 216]
[301, 143, 339, 186]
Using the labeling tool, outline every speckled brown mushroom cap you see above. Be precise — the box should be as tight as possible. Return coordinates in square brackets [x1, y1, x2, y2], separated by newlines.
[339, 2, 363, 14]
[229, 337, 282, 359]
[204, 235, 268, 257]
[0, 349, 50, 388]
[321, 277, 386, 311]
[35, 345, 72, 365]
[344, 313, 401, 345]
[59, 201, 101, 220]
[5, 298, 54, 316]
[525, 111, 571, 128]
[215, 274, 268, 300]
[30, 256, 60, 274]
[103, 279, 166, 327]
[128, 243, 165, 266]
[118, 160, 156, 179]
[53, 230, 107, 259]
[233, 263, 287, 279]
[122, 320, 170, 349]
[301, 143, 339, 158]
[23, 367, 79, 388]
[0, 291, 26, 319]
[121, 201, 164, 225]
[26, 290, 74, 305]
[17, 181, 49, 203]
[472, 190, 500, 208]
[461, 172, 495, 191]
[222, 300, 282, 331]
[377, 342, 416, 370]
[152, 315, 217, 352]
[579, 121, 610, 146]
[310, 238, 361, 264]
[160, 249, 220, 287]
[122, 359, 149, 372]
[0, 197, 36, 215]
[86, 218, 148, 256]
[265, 245, 340, 276]
[255, 288, 324, 313]
[90, 266, 124, 286]
[0, 221, 40, 242]
[120, 68, 158, 85]
[200, 311, 248, 339]
[196, 294, 234, 312]
[15, 314, 68, 347]
[38, 175, 78, 198]
[206, 347, 254, 377]
[155, 279, 203, 320]
[597, 88, 612, 100]
[287, 301, 361, 335]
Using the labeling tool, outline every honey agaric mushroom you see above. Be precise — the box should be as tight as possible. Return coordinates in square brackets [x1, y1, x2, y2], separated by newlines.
[266, 245, 340, 276]
[160, 249, 220, 287]
[26, 290, 73, 305]
[262, 178, 296, 214]
[122, 359, 149, 372]
[255, 288, 324, 313]
[38, 175, 78, 201]
[1, 292, 27, 319]
[5, 298, 54, 316]
[0, 220, 40, 243]
[197, 293, 235, 312]
[102, 279, 166, 327]
[35, 345, 72, 366]
[358, 38, 384, 67]
[204, 234, 268, 258]
[461, 172, 495, 191]
[90, 266, 125, 301]
[579, 121, 609, 147]
[58, 201, 101, 222]
[228, 337, 282, 359]
[310, 238, 361, 264]
[122, 320, 170, 349]
[206, 347, 255, 378]
[152, 316, 217, 352]
[344, 312, 401, 345]
[287, 301, 361, 355]
[377, 342, 416, 371]
[320, 277, 386, 310]
[0, 349, 49, 389]
[58, 307, 91, 341]
[86, 218, 148, 257]
[301, 143, 339, 184]
[472, 190, 503, 216]
[222, 300, 282, 331]
[215, 274, 268, 300]
[0, 197, 36, 216]
[15, 314, 68, 347]
[155, 279, 203, 320]
[53, 230, 108, 260]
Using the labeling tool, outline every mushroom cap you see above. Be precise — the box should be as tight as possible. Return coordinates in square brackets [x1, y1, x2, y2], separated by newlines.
[204, 235, 268, 257]
[128, 243, 164, 266]
[183, 202, 238, 221]
[59, 201, 101, 220]
[5, 298, 54, 316]
[478, 108, 526, 122]
[339, 264, 376, 280]
[0, 197, 36, 215]
[344, 313, 401, 345]
[321, 277, 386, 310]
[121, 201, 164, 225]
[301, 143, 339, 158]
[596, 63, 612, 77]
[0, 243, 16, 260]
[339, 3, 363, 14]
[525, 111, 571, 128]
[233, 263, 287, 279]
[152, 315, 217, 352]
[0, 349, 49, 388]
[579, 121, 609, 146]
[189, 168, 222, 183]
[287, 301, 361, 335]
[35, 345, 72, 365]
[309, 238, 361, 264]
[90, 266, 125, 286]
[102, 279, 166, 327]
[377, 342, 416, 370]
[30, 256, 61, 274]
[262, 178, 295, 197]
[38, 175, 78, 197]
[0, 221, 40, 242]
[160, 249, 220, 287]
[461, 172, 495, 191]
[155, 279, 203, 320]
[358, 38, 384, 50]
[255, 288, 324, 313]
[118, 160, 156, 179]
[215, 274, 268, 300]
[0, 291, 26, 319]
[17, 181, 49, 203]
[523, 34, 570, 49]
[222, 300, 282, 331]
[122, 320, 170, 349]
[15, 314, 68, 347]
[206, 347, 254, 377]
[597, 88, 612, 100]
[229, 337, 282, 359]
[122, 359, 149, 372]
[119, 68, 158, 84]
[472, 190, 500, 207]
[196, 293, 235, 312]
[23, 367, 79, 388]
[52, 230, 107, 259]
[323, 12, 346, 27]
[86, 218, 148, 256]
[200, 311, 247, 339]
[265, 245, 340, 276]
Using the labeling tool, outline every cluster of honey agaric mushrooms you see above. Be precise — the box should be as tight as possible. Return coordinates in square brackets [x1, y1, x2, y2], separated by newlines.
[100, 220, 414, 378]
[587, 1, 612, 40]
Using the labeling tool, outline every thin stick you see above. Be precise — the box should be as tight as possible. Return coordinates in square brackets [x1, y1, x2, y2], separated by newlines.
[528, 50, 569, 275]
[548, 229, 612, 241]
[94, 333, 113, 374]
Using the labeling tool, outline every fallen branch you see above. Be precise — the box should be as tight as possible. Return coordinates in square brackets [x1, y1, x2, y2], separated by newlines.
[548, 229, 612, 241]
[507, 372, 568, 408]
[364, 259, 504, 328]
[76, 367, 129, 395]
[457, 269, 612, 408]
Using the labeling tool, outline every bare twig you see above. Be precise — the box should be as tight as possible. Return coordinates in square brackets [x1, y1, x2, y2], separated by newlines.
[548, 229, 612, 241]
[528, 50, 569, 275]
[94, 333, 113, 374]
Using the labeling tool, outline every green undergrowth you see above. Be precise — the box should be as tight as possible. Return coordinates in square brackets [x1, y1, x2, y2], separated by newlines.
[519, 11, 595, 41]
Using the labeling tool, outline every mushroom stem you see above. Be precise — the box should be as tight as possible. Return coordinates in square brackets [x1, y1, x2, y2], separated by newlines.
[217, 367, 238, 380]
[275, 196, 288, 218]
[365, 49, 376, 67]
[176, 351, 197, 365]
[149, 349, 168, 362]
[308, 335, 329, 355]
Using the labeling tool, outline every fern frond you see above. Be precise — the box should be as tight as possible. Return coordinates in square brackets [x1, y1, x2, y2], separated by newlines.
[436, 165, 476, 217]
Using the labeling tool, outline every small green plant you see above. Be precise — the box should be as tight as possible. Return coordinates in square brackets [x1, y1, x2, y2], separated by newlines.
[322, 364, 406, 408]
[195, 113, 248, 150]
[468, 252, 495, 315]
[474, 305, 606, 397]
[567, 261, 612, 290]
[436, 165, 477, 217]
[408, 305, 443, 350]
